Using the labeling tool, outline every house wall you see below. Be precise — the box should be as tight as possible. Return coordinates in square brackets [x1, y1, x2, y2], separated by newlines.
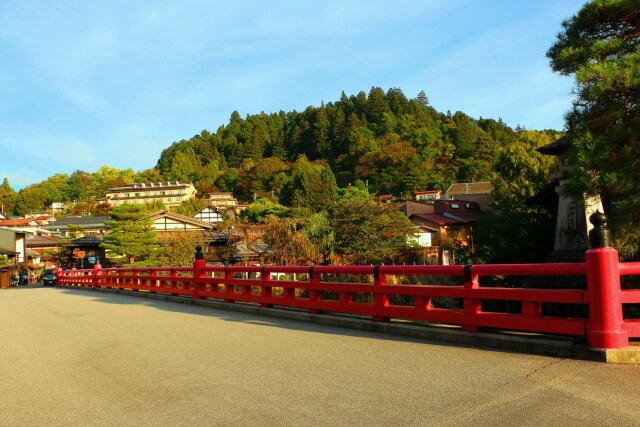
[153, 218, 204, 231]
[206, 193, 238, 207]
[0, 229, 25, 263]
[404, 201, 435, 217]
[0, 228, 14, 251]
[104, 182, 196, 208]
[15, 236, 25, 262]
[194, 207, 224, 224]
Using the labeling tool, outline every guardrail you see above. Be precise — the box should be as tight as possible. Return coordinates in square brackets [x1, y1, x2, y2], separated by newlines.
[56, 213, 640, 349]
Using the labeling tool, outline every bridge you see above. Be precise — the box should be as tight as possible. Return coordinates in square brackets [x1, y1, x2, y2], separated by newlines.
[3, 218, 640, 424]
[1, 284, 639, 426]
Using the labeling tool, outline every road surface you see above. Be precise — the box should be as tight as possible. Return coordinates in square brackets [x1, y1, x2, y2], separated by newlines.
[1, 285, 638, 426]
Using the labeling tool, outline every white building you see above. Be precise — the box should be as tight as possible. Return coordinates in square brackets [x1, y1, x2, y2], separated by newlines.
[101, 182, 197, 209]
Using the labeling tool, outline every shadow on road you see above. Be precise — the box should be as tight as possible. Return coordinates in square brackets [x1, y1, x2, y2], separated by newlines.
[4, 282, 50, 290]
[51, 285, 495, 350]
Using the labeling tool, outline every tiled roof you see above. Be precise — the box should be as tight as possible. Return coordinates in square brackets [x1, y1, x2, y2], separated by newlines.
[107, 182, 193, 193]
[26, 249, 41, 258]
[0, 218, 38, 227]
[68, 235, 104, 247]
[42, 216, 111, 230]
[410, 213, 467, 226]
[536, 136, 570, 156]
[26, 235, 60, 248]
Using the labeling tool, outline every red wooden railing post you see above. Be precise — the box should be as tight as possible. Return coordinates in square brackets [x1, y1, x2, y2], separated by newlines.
[308, 266, 323, 314]
[192, 245, 206, 300]
[462, 265, 480, 332]
[585, 212, 628, 349]
[92, 264, 101, 289]
[149, 270, 157, 294]
[373, 266, 390, 322]
[261, 267, 273, 308]
[224, 266, 235, 303]
[132, 270, 139, 291]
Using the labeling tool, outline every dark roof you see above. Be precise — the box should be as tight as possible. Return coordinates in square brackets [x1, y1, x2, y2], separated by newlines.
[410, 213, 469, 227]
[42, 216, 111, 230]
[536, 136, 570, 156]
[26, 235, 60, 248]
[107, 182, 192, 193]
[234, 242, 277, 259]
[67, 235, 104, 247]
[434, 200, 481, 221]
[527, 178, 561, 206]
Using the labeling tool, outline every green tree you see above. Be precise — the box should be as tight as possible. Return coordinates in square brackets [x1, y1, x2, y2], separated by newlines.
[15, 186, 49, 215]
[165, 147, 199, 182]
[313, 108, 333, 161]
[92, 166, 135, 195]
[0, 178, 18, 215]
[236, 157, 287, 201]
[135, 168, 164, 183]
[474, 206, 555, 264]
[157, 231, 207, 266]
[239, 198, 291, 223]
[174, 198, 207, 216]
[101, 204, 159, 266]
[491, 139, 555, 208]
[301, 211, 335, 265]
[547, 0, 640, 254]
[67, 170, 96, 200]
[280, 156, 338, 212]
[329, 193, 416, 265]
[416, 90, 429, 107]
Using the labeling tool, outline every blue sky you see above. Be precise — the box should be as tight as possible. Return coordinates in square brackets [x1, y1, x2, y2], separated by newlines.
[0, 0, 584, 189]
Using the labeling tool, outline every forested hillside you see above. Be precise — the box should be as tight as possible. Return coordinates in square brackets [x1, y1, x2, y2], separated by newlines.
[156, 87, 560, 205]
[0, 87, 561, 215]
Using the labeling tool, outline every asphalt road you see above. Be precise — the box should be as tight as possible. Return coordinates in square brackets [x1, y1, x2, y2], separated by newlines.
[1, 285, 639, 426]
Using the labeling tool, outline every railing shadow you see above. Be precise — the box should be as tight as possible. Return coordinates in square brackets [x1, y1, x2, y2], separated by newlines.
[53, 285, 582, 353]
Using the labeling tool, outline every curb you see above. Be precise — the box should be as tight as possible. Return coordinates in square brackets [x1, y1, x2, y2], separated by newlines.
[62, 286, 640, 364]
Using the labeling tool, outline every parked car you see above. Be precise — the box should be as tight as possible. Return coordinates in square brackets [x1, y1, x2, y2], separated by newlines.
[42, 269, 57, 287]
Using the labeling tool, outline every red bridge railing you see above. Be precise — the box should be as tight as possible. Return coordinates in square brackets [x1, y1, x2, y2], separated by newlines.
[55, 213, 640, 349]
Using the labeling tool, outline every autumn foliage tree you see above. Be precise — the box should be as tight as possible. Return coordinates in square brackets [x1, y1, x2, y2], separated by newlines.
[329, 189, 416, 265]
